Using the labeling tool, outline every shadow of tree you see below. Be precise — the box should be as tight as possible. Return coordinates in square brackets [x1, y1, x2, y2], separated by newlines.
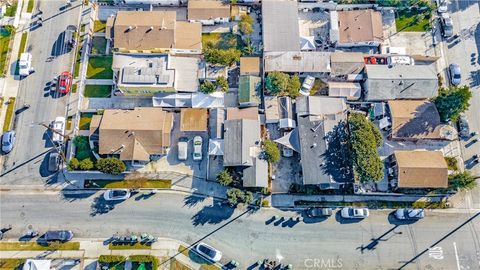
[183, 194, 206, 208]
[90, 195, 116, 217]
[322, 121, 352, 183]
[191, 199, 234, 226]
[395, 101, 440, 138]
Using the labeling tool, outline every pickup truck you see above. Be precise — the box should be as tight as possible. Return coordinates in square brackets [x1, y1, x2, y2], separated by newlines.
[51, 117, 66, 144]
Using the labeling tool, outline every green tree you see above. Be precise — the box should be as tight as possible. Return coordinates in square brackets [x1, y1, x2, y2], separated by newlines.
[433, 86, 472, 122]
[226, 188, 243, 206]
[216, 76, 229, 92]
[242, 191, 254, 205]
[448, 171, 478, 191]
[204, 48, 241, 66]
[200, 80, 217, 94]
[348, 113, 384, 182]
[96, 158, 126, 175]
[239, 14, 254, 35]
[79, 158, 94, 170]
[68, 158, 80, 171]
[287, 74, 301, 98]
[265, 71, 290, 95]
[241, 37, 254, 56]
[73, 136, 88, 149]
[217, 169, 233, 186]
[264, 140, 280, 163]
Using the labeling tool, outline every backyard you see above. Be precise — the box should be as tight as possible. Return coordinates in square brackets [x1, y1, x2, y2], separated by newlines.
[0, 26, 14, 76]
[395, 9, 431, 32]
[94, 20, 107, 33]
[84, 85, 111, 97]
[91, 37, 107, 55]
[87, 56, 113, 79]
[202, 32, 237, 50]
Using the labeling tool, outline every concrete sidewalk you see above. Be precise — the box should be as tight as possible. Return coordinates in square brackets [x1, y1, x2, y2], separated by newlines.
[0, 237, 204, 270]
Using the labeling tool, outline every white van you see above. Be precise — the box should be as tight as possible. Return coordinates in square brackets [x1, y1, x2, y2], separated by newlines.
[52, 116, 66, 144]
[19, 53, 33, 77]
[177, 138, 188, 161]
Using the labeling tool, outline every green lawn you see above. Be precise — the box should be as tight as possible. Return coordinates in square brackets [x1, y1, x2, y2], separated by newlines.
[3, 97, 15, 132]
[72, 83, 77, 93]
[396, 11, 431, 32]
[94, 20, 107, 33]
[0, 242, 80, 251]
[84, 85, 111, 97]
[0, 27, 14, 76]
[108, 242, 152, 250]
[5, 3, 18, 17]
[91, 37, 107, 55]
[79, 112, 95, 130]
[27, 0, 35, 13]
[0, 259, 25, 270]
[202, 32, 237, 50]
[74, 135, 95, 161]
[17, 32, 28, 59]
[87, 56, 113, 79]
[84, 179, 172, 189]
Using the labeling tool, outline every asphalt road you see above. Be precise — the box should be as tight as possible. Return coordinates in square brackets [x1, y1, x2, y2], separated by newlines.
[0, 191, 479, 270]
[0, 1, 82, 185]
[446, 1, 480, 209]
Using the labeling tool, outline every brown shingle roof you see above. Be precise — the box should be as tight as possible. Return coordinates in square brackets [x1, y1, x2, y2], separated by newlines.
[97, 107, 173, 161]
[226, 107, 259, 120]
[180, 108, 208, 131]
[188, 0, 230, 20]
[338, 10, 383, 44]
[240, 57, 260, 76]
[388, 100, 444, 140]
[112, 11, 201, 51]
[395, 151, 448, 188]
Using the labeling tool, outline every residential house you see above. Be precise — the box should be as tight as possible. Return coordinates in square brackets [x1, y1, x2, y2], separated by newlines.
[240, 57, 261, 76]
[180, 108, 208, 132]
[262, 0, 300, 52]
[188, 0, 230, 25]
[264, 96, 296, 129]
[392, 150, 448, 189]
[207, 108, 225, 181]
[328, 82, 361, 100]
[264, 51, 331, 76]
[106, 11, 202, 54]
[238, 75, 261, 107]
[223, 119, 268, 188]
[89, 107, 173, 167]
[364, 64, 438, 101]
[330, 52, 365, 78]
[388, 100, 457, 141]
[330, 9, 383, 47]
[112, 53, 201, 96]
[227, 107, 259, 121]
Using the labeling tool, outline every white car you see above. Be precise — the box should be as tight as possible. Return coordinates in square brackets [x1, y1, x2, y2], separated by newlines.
[449, 63, 461, 86]
[300, 75, 315, 96]
[19, 53, 33, 77]
[394, 208, 425, 220]
[341, 207, 369, 219]
[178, 138, 188, 161]
[51, 116, 66, 144]
[103, 189, 131, 201]
[193, 136, 202, 161]
[195, 242, 222, 262]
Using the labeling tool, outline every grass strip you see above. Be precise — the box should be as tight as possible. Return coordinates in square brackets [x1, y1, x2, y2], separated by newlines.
[0, 242, 80, 251]
[3, 97, 15, 132]
[108, 242, 152, 250]
[84, 179, 172, 189]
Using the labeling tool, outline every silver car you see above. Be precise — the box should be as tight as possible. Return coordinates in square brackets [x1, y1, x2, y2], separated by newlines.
[340, 207, 369, 219]
[103, 189, 131, 201]
[195, 242, 222, 262]
[395, 208, 425, 220]
[449, 63, 461, 86]
[1, 131, 15, 154]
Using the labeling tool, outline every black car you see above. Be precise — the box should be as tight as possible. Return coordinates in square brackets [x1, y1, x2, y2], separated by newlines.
[48, 152, 61, 172]
[306, 207, 333, 218]
[44, 230, 73, 242]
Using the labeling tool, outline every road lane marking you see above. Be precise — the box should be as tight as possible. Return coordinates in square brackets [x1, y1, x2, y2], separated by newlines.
[453, 242, 461, 270]
[428, 246, 444, 260]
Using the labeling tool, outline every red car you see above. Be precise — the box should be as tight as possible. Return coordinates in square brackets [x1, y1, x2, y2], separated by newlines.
[57, 71, 72, 94]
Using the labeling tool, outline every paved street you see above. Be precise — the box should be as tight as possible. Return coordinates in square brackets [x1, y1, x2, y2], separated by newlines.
[446, 1, 480, 209]
[0, 191, 479, 269]
[0, 1, 82, 185]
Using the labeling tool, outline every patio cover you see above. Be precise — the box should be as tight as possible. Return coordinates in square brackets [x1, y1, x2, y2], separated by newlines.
[192, 92, 224, 108]
[152, 93, 192, 107]
[23, 260, 51, 270]
[208, 139, 224, 155]
[300, 36, 316, 51]
[274, 128, 300, 153]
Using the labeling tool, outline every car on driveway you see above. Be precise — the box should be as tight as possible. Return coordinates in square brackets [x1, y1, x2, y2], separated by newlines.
[306, 207, 333, 218]
[1, 131, 15, 154]
[103, 189, 131, 201]
[458, 114, 470, 139]
[44, 230, 73, 242]
[178, 137, 188, 161]
[394, 208, 425, 220]
[57, 71, 73, 94]
[48, 152, 61, 172]
[340, 207, 369, 219]
[195, 242, 222, 262]
[193, 136, 202, 161]
[449, 63, 461, 86]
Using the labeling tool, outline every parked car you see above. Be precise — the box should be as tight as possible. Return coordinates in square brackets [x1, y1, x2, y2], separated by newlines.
[51, 116, 66, 144]
[193, 136, 202, 161]
[64, 25, 77, 51]
[103, 189, 131, 201]
[441, 14, 454, 37]
[48, 152, 61, 172]
[306, 207, 333, 218]
[19, 53, 34, 77]
[394, 208, 425, 220]
[1, 131, 15, 154]
[449, 63, 461, 86]
[178, 137, 188, 161]
[340, 207, 369, 219]
[195, 242, 222, 262]
[438, 0, 448, 13]
[44, 230, 73, 242]
[458, 114, 470, 139]
[57, 71, 73, 94]
[300, 75, 315, 96]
